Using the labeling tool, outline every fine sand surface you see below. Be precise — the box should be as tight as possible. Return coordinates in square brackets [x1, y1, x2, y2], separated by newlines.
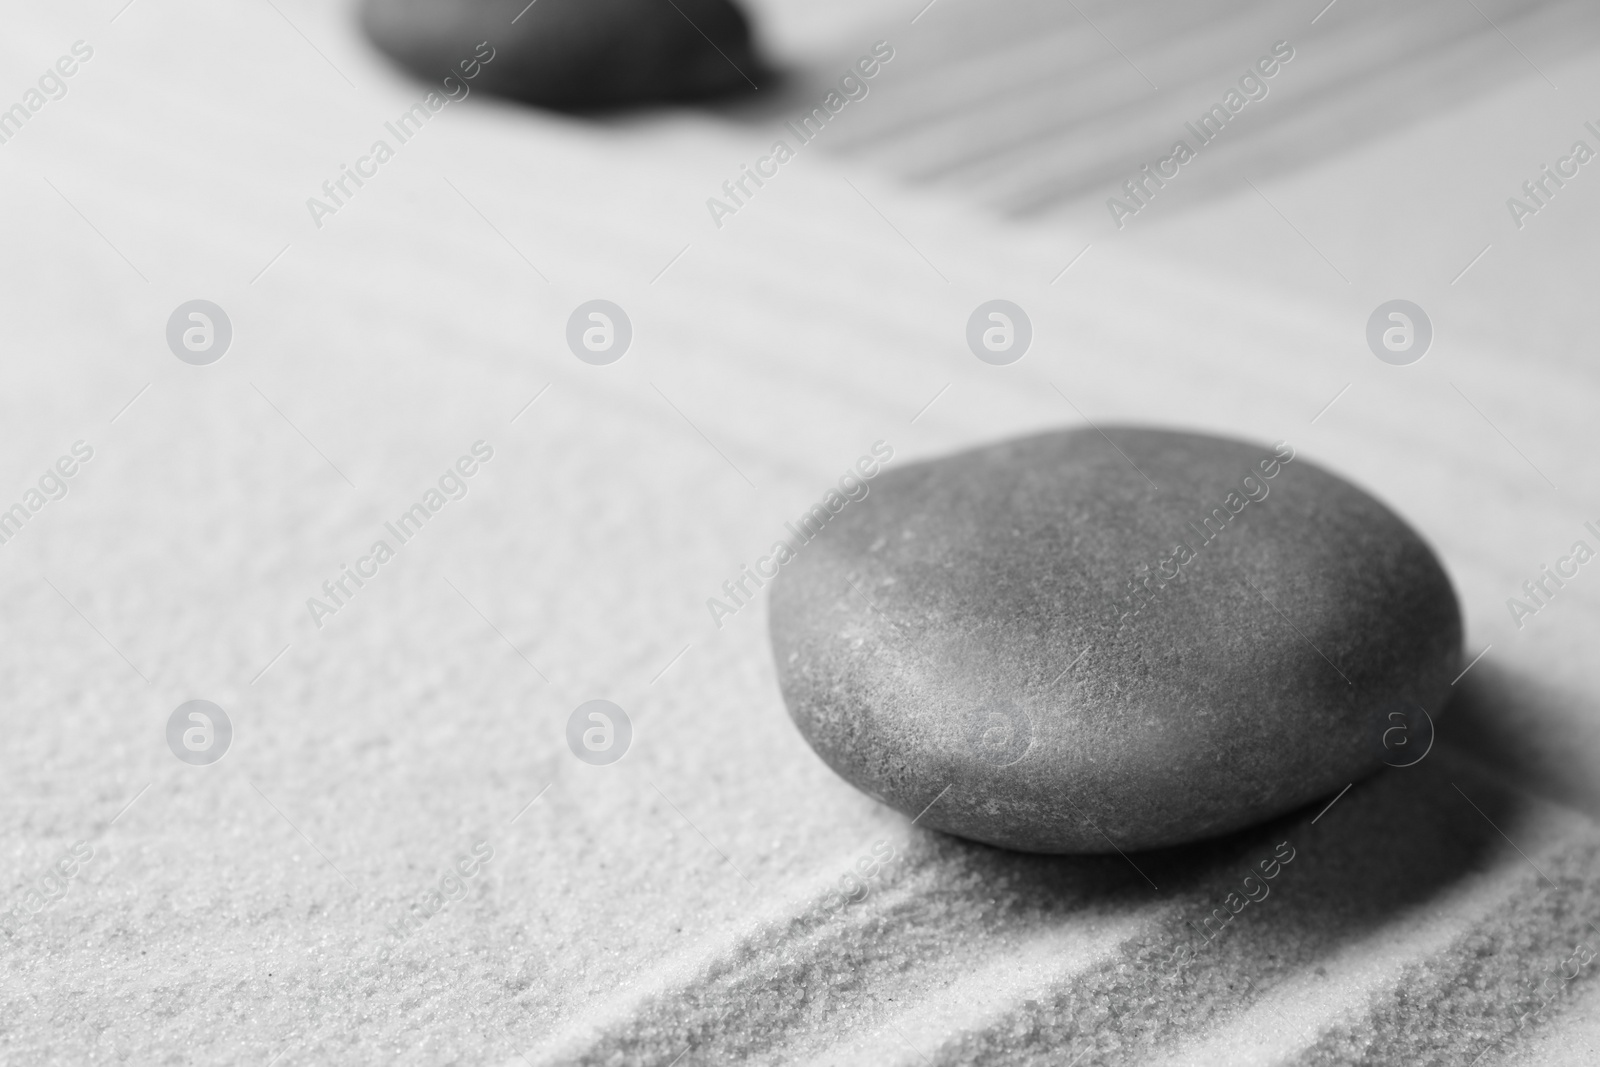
[3, 1, 1600, 1064]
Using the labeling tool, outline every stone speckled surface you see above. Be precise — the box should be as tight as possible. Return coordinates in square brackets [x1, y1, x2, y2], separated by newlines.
[770, 427, 1463, 853]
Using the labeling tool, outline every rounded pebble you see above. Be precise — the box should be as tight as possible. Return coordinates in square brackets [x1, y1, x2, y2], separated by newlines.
[768, 427, 1462, 853]
[360, 0, 765, 111]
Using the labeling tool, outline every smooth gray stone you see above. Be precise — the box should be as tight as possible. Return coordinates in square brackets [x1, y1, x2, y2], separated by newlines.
[360, 0, 764, 111]
[768, 427, 1462, 853]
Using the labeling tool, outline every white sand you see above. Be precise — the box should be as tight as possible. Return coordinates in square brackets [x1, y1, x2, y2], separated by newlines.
[3, 1, 1600, 1064]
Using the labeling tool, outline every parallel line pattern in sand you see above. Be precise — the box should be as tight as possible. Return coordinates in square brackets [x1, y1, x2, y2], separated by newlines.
[4, 1, 1600, 1063]
[809, 0, 1594, 218]
[522, 752, 1600, 1065]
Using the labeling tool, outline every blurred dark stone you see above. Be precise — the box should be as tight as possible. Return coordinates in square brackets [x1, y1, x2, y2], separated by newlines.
[360, 0, 767, 111]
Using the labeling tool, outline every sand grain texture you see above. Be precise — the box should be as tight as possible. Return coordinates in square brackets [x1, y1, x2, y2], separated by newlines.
[2, 0, 1599, 1064]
